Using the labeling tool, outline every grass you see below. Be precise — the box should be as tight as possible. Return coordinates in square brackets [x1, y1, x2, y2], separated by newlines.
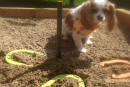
[39, 0, 86, 7]
[0, 0, 86, 8]
[0, 0, 129, 9]
[74, 0, 86, 6]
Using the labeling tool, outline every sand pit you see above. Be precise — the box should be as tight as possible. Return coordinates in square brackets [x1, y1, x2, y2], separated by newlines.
[0, 16, 130, 87]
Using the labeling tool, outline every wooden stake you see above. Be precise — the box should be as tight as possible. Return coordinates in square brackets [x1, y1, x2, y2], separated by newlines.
[56, 0, 62, 58]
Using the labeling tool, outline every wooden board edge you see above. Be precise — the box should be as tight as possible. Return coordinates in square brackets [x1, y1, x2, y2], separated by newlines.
[0, 7, 71, 18]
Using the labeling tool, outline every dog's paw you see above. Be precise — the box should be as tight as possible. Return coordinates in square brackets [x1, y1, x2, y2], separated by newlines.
[89, 35, 93, 39]
[86, 39, 93, 45]
[79, 48, 88, 53]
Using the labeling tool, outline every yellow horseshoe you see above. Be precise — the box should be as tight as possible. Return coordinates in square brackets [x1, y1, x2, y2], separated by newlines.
[41, 74, 85, 87]
[5, 49, 43, 67]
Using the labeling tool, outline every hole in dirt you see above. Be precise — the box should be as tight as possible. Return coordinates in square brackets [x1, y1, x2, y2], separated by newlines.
[0, 50, 5, 57]
[12, 55, 27, 64]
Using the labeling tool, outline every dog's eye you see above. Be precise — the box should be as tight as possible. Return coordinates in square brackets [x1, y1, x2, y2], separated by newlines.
[91, 8, 98, 13]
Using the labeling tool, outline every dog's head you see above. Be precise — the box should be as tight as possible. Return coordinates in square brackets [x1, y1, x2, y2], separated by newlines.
[80, 0, 117, 31]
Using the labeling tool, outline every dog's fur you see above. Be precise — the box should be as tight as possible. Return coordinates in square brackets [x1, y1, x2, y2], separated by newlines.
[62, 0, 117, 53]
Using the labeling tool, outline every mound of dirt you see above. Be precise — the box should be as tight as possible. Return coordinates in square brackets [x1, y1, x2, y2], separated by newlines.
[0, 17, 130, 87]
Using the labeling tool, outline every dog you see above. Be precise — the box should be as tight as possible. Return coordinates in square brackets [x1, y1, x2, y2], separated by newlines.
[62, 0, 117, 53]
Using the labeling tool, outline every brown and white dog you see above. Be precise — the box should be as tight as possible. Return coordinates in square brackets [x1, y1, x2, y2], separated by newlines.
[62, 0, 117, 53]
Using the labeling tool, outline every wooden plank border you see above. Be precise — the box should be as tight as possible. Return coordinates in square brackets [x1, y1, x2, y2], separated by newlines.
[0, 7, 129, 23]
[0, 7, 70, 18]
[116, 8, 130, 29]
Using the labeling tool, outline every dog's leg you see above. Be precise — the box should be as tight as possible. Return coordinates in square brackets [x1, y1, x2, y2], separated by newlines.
[86, 34, 93, 45]
[85, 34, 93, 45]
[85, 30, 97, 45]
[72, 32, 87, 53]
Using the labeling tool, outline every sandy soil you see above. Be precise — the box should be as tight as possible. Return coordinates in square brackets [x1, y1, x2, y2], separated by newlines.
[0, 17, 130, 87]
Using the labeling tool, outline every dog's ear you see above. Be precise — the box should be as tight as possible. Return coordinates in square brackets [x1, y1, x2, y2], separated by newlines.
[80, 4, 88, 27]
[106, 2, 117, 31]
[80, 2, 93, 29]
[65, 12, 73, 29]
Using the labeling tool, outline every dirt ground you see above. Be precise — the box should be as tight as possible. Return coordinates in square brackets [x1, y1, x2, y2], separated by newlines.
[0, 17, 130, 87]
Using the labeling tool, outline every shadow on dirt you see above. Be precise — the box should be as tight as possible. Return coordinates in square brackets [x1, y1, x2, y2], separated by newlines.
[118, 24, 130, 45]
[1, 35, 92, 84]
[5, 19, 36, 26]
[116, 9, 130, 45]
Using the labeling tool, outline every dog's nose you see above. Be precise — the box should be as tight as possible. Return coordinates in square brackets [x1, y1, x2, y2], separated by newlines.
[97, 15, 103, 21]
